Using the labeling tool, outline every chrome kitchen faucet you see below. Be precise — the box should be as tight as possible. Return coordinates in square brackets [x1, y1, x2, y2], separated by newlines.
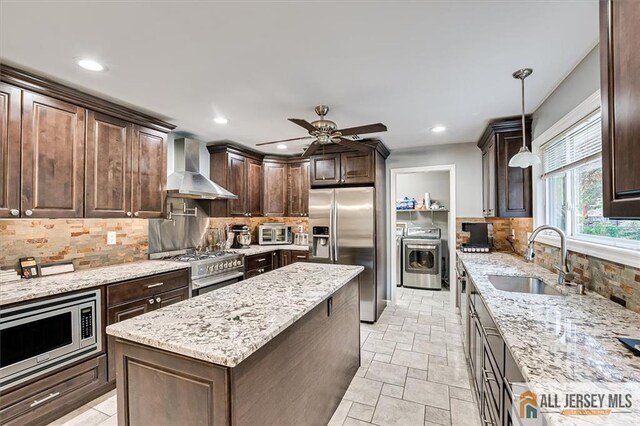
[524, 225, 574, 285]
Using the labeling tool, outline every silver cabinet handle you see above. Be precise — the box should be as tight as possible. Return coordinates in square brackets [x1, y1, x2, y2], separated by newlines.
[148, 298, 155, 305]
[256, 258, 266, 262]
[24, 209, 33, 216]
[31, 392, 60, 407]
[145, 282, 164, 289]
[155, 297, 161, 303]
[296, 255, 306, 259]
[126, 211, 132, 217]
[483, 369, 497, 382]
[134, 212, 139, 217]
[10, 209, 19, 216]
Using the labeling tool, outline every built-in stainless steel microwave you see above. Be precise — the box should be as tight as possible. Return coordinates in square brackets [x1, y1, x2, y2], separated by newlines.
[0, 289, 102, 391]
[258, 224, 292, 245]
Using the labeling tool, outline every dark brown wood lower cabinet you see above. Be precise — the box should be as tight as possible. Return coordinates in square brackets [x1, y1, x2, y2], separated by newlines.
[290, 250, 309, 264]
[115, 277, 360, 426]
[0, 355, 109, 426]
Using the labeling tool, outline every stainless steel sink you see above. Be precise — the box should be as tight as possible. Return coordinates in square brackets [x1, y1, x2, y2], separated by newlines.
[487, 275, 564, 296]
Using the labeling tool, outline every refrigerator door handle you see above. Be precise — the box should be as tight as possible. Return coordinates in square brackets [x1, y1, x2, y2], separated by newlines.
[332, 198, 338, 262]
[329, 199, 334, 262]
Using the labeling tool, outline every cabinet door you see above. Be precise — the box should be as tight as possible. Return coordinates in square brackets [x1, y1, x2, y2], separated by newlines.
[263, 161, 287, 217]
[21, 92, 85, 218]
[0, 83, 21, 218]
[227, 153, 247, 216]
[600, 0, 640, 218]
[247, 159, 262, 216]
[496, 131, 531, 217]
[288, 160, 310, 216]
[156, 286, 189, 308]
[280, 250, 291, 267]
[85, 112, 132, 218]
[482, 150, 489, 217]
[310, 153, 340, 186]
[340, 151, 374, 185]
[131, 125, 166, 218]
[487, 141, 497, 217]
[107, 297, 154, 381]
[271, 251, 280, 270]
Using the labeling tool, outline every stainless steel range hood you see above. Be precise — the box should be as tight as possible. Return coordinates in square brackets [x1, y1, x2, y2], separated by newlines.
[167, 138, 237, 200]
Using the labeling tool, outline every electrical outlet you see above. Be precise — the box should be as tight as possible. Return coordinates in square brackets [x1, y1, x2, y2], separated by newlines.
[107, 231, 117, 245]
[297, 225, 303, 233]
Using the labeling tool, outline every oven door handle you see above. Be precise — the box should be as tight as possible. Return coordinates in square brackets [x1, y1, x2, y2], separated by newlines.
[406, 244, 437, 250]
[192, 271, 244, 288]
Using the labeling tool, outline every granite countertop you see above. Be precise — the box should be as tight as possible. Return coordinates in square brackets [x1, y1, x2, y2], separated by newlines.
[106, 262, 363, 367]
[0, 261, 189, 306]
[229, 244, 309, 256]
[458, 251, 640, 425]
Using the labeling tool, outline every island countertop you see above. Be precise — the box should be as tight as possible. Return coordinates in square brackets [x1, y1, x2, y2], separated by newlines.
[106, 262, 363, 367]
[0, 260, 189, 306]
[458, 251, 640, 424]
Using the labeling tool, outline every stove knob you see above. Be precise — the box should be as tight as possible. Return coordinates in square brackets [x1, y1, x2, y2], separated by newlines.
[233, 260, 238, 266]
[214, 264, 219, 271]
[224, 262, 230, 268]
[207, 265, 213, 272]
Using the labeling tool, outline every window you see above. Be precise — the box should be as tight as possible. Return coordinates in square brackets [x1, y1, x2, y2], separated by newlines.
[542, 111, 640, 249]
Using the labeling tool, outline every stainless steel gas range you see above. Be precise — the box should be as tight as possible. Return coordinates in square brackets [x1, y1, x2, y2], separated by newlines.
[151, 250, 245, 297]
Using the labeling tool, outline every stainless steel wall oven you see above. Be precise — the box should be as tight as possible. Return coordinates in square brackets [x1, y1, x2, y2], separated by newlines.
[0, 289, 102, 391]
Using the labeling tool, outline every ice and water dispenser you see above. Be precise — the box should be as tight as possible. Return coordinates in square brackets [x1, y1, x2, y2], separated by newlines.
[311, 226, 330, 260]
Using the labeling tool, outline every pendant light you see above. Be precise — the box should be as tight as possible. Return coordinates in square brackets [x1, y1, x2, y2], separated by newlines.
[508, 68, 541, 168]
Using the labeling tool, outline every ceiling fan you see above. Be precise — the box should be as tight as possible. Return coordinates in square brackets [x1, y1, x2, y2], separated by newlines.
[256, 105, 387, 157]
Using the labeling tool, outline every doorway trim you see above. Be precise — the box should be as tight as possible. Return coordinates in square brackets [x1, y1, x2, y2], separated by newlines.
[387, 164, 457, 312]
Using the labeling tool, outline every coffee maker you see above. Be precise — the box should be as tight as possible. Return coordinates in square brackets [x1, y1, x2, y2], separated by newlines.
[230, 224, 251, 249]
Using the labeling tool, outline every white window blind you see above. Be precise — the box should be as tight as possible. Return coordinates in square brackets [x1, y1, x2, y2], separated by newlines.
[541, 112, 602, 178]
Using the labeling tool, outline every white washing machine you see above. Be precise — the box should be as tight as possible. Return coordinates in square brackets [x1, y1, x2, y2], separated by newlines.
[402, 227, 441, 290]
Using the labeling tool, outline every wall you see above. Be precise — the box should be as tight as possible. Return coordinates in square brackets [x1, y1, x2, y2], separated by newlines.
[532, 44, 599, 139]
[0, 219, 148, 272]
[387, 142, 482, 217]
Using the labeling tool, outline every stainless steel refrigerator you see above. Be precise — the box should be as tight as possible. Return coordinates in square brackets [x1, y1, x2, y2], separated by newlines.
[308, 187, 385, 322]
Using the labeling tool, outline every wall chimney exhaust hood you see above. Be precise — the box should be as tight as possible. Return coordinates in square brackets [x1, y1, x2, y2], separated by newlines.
[167, 138, 237, 200]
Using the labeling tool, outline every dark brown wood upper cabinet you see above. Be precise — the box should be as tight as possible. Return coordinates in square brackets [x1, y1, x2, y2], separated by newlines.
[310, 151, 375, 187]
[0, 83, 21, 218]
[131, 125, 167, 218]
[310, 153, 341, 186]
[208, 147, 263, 217]
[288, 159, 310, 217]
[341, 151, 375, 185]
[263, 160, 287, 217]
[247, 159, 263, 217]
[600, 0, 640, 218]
[85, 112, 132, 218]
[478, 117, 532, 218]
[21, 92, 85, 218]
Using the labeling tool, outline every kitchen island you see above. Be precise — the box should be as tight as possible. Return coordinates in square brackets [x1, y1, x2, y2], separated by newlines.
[106, 262, 363, 426]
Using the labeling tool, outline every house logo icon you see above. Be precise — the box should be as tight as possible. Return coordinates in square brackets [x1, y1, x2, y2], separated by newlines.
[519, 390, 538, 419]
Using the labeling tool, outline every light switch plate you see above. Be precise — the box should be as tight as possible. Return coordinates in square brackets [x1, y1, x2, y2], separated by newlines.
[107, 231, 117, 245]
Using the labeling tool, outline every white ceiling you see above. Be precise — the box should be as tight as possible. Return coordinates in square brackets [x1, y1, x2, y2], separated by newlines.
[0, 1, 598, 154]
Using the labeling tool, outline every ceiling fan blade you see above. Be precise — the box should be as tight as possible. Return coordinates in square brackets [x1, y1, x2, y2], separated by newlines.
[256, 136, 314, 146]
[301, 142, 320, 157]
[288, 118, 317, 132]
[335, 137, 371, 153]
[336, 123, 387, 136]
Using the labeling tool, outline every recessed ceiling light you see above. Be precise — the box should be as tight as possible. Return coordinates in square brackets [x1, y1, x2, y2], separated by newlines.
[213, 117, 229, 125]
[77, 59, 105, 72]
[431, 126, 446, 133]
[277, 144, 287, 150]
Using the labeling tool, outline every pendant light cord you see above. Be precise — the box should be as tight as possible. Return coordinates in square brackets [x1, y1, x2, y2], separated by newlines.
[521, 75, 526, 148]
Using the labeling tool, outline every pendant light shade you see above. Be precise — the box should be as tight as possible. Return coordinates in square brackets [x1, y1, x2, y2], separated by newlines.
[508, 68, 541, 168]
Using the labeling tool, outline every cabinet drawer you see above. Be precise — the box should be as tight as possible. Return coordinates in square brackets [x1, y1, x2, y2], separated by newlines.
[107, 269, 189, 307]
[0, 355, 107, 425]
[246, 254, 273, 272]
[246, 265, 272, 279]
[290, 250, 309, 263]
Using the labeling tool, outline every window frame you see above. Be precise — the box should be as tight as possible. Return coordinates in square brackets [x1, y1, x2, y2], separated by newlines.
[532, 91, 640, 268]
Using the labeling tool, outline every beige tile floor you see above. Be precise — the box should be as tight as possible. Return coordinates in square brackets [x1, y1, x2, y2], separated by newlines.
[49, 287, 479, 426]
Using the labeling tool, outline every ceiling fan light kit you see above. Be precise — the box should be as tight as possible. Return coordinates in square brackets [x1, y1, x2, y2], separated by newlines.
[256, 105, 387, 156]
[509, 68, 541, 168]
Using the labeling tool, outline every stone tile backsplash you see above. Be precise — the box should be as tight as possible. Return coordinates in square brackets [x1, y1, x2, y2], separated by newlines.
[0, 219, 148, 272]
